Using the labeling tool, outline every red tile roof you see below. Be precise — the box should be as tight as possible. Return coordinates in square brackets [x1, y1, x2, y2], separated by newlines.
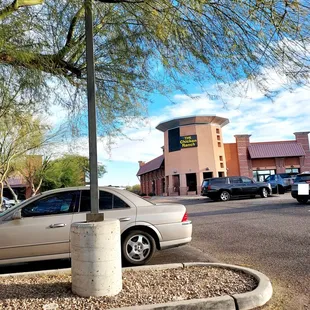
[137, 155, 164, 176]
[248, 142, 306, 159]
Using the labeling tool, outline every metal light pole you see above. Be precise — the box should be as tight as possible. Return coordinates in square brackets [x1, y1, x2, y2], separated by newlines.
[71, 0, 122, 298]
[84, 0, 103, 221]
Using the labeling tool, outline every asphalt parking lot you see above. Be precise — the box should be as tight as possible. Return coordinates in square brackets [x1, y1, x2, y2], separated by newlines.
[1, 193, 309, 310]
[153, 193, 310, 310]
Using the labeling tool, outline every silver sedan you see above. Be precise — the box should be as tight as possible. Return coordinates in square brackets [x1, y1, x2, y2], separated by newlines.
[0, 187, 192, 266]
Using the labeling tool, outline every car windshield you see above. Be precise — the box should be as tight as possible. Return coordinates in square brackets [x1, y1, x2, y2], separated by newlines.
[0, 202, 20, 217]
[0, 195, 39, 217]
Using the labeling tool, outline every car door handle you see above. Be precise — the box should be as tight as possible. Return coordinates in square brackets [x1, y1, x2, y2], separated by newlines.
[49, 223, 66, 228]
[119, 217, 131, 222]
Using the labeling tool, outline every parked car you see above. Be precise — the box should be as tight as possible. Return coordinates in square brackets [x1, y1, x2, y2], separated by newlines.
[291, 172, 310, 204]
[201, 176, 272, 201]
[1, 197, 21, 208]
[265, 173, 295, 194]
[0, 187, 192, 266]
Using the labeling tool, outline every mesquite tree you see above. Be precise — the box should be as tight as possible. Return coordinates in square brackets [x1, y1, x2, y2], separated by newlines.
[0, 0, 309, 133]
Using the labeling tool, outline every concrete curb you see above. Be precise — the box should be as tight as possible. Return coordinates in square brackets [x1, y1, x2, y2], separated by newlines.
[183, 263, 273, 310]
[0, 262, 272, 310]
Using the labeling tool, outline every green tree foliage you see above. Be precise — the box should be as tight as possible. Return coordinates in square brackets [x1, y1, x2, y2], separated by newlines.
[14, 155, 51, 196]
[41, 154, 106, 191]
[126, 184, 140, 194]
[0, 112, 51, 207]
[0, 0, 309, 135]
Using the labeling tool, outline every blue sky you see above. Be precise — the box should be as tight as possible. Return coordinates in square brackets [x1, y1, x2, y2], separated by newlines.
[48, 68, 310, 186]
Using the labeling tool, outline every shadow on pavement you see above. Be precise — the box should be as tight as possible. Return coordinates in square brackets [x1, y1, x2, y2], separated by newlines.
[0, 259, 71, 275]
[189, 200, 301, 218]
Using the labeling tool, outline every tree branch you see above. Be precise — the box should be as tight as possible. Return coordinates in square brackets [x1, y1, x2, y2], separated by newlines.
[0, 1, 18, 21]
[58, 6, 85, 59]
[0, 52, 82, 78]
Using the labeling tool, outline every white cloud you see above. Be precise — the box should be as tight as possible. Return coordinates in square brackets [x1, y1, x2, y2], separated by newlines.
[52, 82, 310, 160]
[44, 67, 310, 185]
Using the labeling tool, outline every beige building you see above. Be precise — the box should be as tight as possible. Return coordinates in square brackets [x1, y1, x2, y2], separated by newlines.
[137, 115, 310, 196]
[137, 115, 229, 195]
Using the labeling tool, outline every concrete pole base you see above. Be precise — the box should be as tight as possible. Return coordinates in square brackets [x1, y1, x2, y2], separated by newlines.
[70, 219, 122, 297]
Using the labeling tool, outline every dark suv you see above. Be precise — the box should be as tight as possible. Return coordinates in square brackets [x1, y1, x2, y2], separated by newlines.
[291, 172, 310, 204]
[201, 176, 272, 201]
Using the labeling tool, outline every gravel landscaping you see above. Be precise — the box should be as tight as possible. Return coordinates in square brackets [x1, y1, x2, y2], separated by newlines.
[0, 266, 257, 309]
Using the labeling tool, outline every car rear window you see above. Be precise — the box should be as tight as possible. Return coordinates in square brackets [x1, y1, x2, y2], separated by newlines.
[294, 174, 310, 183]
[279, 174, 291, 178]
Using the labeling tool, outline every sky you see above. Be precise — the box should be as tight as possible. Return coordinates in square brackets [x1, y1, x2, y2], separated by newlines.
[48, 68, 310, 187]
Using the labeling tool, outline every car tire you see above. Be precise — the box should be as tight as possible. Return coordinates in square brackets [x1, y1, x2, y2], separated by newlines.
[122, 230, 156, 266]
[260, 188, 268, 198]
[278, 186, 285, 194]
[219, 190, 231, 201]
[296, 197, 308, 204]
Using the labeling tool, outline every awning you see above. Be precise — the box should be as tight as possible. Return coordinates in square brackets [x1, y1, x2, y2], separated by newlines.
[248, 142, 306, 159]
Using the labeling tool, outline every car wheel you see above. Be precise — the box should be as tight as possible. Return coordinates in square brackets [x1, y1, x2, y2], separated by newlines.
[260, 188, 268, 198]
[296, 197, 308, 204]
[278, 186, 285, 194]
[122, 230, 156, 266]
[219, 190, 231, 201]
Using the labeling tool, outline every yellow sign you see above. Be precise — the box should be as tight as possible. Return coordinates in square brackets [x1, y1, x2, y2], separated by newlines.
[179, 135, 198, 148]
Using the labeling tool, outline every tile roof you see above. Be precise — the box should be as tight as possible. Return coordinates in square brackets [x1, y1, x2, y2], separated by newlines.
[136, 155, 164, 176]
[248, 142, 306, 159]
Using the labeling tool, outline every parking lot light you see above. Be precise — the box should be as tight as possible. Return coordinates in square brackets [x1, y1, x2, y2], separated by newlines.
[70, 0, 122, 298]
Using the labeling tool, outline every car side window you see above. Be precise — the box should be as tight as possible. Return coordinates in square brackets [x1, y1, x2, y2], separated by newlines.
[268, 175, 275, 181]
[113, 195, 129, 209]
[99, 191, 113, 210]
[79, 190, 129, 212]
[241, 177, 253, 184]
[211, 178, 226, 184]
[21, 191, 77, 217]
[231, 177, 242, 184]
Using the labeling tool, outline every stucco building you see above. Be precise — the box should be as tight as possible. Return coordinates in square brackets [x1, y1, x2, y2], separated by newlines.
[137, 115, 310, 196]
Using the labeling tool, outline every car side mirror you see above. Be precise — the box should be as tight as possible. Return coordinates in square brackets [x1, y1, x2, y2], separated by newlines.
[12, 209, 22, 220]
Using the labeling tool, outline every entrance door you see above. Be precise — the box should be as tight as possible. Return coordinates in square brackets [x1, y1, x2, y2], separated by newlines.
[172, 175, 180, 194]
[203, 172, 213, 179]
[186, 173, 197, 193]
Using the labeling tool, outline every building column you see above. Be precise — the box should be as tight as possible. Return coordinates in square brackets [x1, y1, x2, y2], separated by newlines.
[196, 172, 202, 195]
[168, 175, 174, 196]
[234, 134, 252, 177]
[179, 174, 187, 196]
[156, 179, 161, 196]
[275, 158, 286, 173]
[294, 132, 310, 172]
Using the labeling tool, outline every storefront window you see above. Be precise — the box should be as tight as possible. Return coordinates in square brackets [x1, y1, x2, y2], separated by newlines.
[253, 170, 275, 182]
[285, 168, 300, 174]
